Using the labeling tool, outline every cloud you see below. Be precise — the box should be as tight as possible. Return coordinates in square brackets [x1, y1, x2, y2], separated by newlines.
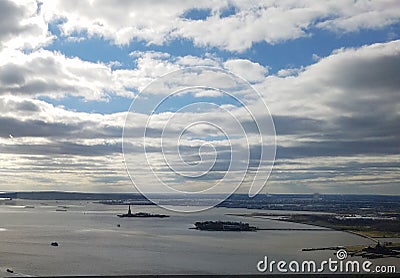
[1, 2, 399, 194]
[119, 41, 400, 193]
[0, 48, 254, 103]
[0, 49, 221, 101]
[39, 0, 400, 52]
[0, 0, 52, 50]
[315, 0, 400, 33]
[0, 49, 120, 100]
[250, 40, 400, 167]
[256, 39, 400, 120]
[0, 94, 130, 191]
[267, 154, 400, 194]
[41, 0, 219, 45]
[0, 153, 130, 192]
[224, 59, 268, 83]
[1, 37, 399, 194]
[0, 95, 126, 142]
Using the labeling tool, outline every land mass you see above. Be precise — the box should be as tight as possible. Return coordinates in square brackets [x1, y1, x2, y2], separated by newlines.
[2, 191, 399, 238]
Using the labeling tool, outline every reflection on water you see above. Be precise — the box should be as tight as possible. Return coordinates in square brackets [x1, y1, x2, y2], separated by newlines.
[0, 200, 398, 276]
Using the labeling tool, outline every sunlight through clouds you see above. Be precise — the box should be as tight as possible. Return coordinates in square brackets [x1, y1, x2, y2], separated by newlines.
[0, 0, 399, 194]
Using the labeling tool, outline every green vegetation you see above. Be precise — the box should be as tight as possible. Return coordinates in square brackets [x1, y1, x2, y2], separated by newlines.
[282, 214, 400, 238]
[235, 212, 400, 239]
[354, 230, 400, 238]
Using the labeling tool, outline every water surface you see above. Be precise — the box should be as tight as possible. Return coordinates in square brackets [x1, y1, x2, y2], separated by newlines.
[0, 200, 398, 276]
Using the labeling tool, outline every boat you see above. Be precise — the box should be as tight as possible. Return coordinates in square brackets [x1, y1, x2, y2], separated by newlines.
[55, 209, 67, 212]
[117, 205, 169, 218]
[194, 221, 257, 231]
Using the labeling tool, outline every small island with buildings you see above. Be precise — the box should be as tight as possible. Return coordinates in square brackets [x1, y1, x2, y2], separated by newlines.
[117, 205, 169, 218]
[194, 221, 257, 231]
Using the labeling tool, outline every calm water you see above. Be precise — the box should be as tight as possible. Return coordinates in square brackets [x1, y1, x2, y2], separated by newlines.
[0, 200, 398, 276]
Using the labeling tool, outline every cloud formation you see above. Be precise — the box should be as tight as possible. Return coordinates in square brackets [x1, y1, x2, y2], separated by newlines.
[0, 1, 399, 194]
[0, 0, 52, 50]
[38, 0, 400, 52]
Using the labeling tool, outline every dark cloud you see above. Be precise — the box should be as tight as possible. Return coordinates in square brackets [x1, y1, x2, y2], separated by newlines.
[0, 59, 68, 96]
[0, 0, 46, 50]
[327, 53, 400, 93]
[14, 100, 41, 112]
[0, 0, 25, 42]
[269, 45, 400, 159]
[333, 114, 400, 140]
[0, 141, 121, 156]
[0, 64, 26, 85]
[0, 97, 41, 112]
[273, 113, 400, 160]
[144, 127, 163, 138]
[273, 115, 326, 135]
[0, 116, 77, 138]
[0, 115, 123, 139]
[277, 137, 400, 159]
[92, 176, 129, 184]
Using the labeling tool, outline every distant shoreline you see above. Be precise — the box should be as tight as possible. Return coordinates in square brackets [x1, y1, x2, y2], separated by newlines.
[1, 191, 400, 215]
[1, 191, 399, 199]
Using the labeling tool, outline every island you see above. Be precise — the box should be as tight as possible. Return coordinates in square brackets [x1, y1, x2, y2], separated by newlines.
[117, 205, 169, 218]
[194, 221, 257, 231]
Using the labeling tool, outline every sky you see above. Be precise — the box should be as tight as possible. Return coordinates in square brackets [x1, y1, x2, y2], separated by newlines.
[0, 0, 399, 195]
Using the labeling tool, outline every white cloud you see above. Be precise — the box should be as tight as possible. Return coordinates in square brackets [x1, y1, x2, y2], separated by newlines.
[0, 0, 53, 50]
[41, 0, 225, 45]
[315, 0, 400, 33]
[0, 49, 117, 100]
[0, 46, 272, 105]
[277, 67, 304, 77]
[37, 0, 400, 52]
[1, 0, 400, 194]
[224, 59, 268, 83]
[0, 93, 132, 191]
[255, 39, 400, 119]
[0, 95, 127, 137]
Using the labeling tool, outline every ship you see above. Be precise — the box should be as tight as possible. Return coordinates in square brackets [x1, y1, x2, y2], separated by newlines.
[117, 205, 169, 218]
[194, 221, 257, 231]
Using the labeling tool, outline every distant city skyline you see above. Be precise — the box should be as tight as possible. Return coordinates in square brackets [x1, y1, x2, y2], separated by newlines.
[0, 0, 399, 195]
